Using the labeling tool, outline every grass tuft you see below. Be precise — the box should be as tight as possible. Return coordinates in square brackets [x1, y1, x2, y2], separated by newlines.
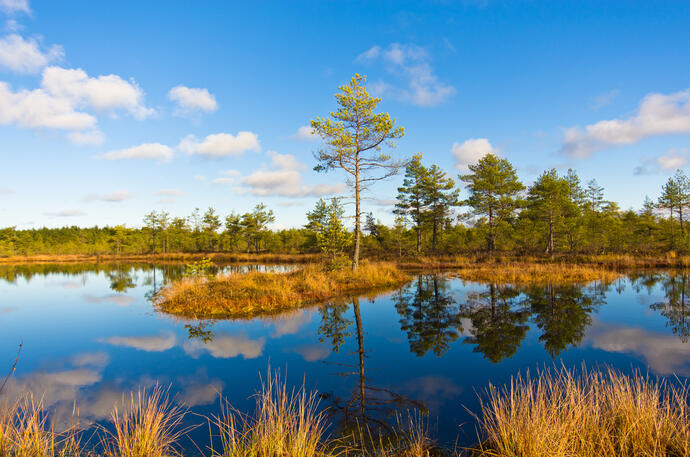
[101, 386, 187, 457]
[472, 365, 690, 457]
[210, 370, 328, 457]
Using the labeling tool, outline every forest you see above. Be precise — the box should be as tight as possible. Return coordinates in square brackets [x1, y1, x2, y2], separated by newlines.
[1, 153, 689, 258]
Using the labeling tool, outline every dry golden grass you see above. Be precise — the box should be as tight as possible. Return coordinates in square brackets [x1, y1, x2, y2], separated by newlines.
[452, 263, 622, 285]
[210, 371, 328, 457]
[0, 252, 316, 265]
[472, 366, 690, 457]
[0, 393, 81, 457]
[100, 386, 187, 457]
[155, 261, 410, 319]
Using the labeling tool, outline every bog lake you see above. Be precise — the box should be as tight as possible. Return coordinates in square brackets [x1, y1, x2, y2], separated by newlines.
[1, 262, 689, 450]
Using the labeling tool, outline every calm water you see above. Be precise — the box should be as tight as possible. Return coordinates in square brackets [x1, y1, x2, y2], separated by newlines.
[1, 263, 689, 449]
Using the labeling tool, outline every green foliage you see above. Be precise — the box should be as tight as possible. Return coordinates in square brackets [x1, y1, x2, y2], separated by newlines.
[183, 257, 213, 279]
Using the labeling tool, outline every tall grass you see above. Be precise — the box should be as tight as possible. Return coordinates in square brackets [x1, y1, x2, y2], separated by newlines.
[472, 366, 690, 457]
[210, 371, 328, 457]
[155, 261, 410, 319]
[0, 393, 81, 457]
[100, 386, 187, 457]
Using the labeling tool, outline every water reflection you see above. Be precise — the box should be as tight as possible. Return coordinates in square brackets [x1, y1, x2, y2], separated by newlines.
[2, 263, 690, 447]
[394, 275, 463, 357]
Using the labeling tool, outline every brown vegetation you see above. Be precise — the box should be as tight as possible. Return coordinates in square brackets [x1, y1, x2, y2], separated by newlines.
[0, 252, 317, 265]
[471, 366, 690, 457]
[155, 261, 410, 319]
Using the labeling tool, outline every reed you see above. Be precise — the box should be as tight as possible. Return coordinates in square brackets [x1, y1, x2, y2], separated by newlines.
[155, 261, 410, 319]
[453, 263, 622, 285]
[472, 366, 690, 457]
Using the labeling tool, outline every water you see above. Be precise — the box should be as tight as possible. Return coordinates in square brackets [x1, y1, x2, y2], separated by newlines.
[0, 263, 688, 449]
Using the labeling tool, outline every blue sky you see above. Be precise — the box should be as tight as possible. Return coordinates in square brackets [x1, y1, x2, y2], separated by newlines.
[1, 0, 689, 229]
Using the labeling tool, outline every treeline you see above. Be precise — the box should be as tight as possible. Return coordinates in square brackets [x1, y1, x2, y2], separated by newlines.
[1, 154, 690, 257]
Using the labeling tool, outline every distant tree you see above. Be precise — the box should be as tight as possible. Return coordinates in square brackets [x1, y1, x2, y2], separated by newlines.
[461, 153, 524, 252]
[143, 211, 160, 254]
[201, 207, 222, 251]
[393, 214, 406, 257]
[526, 169, 577, 255]
[396, 153, 428, 254]
[308, 198, 350, 265]
[423, 164, 459, 253]
[312, 74, 405, 270]
[241, 204, 275, 253]
[224, 212, 243, 252]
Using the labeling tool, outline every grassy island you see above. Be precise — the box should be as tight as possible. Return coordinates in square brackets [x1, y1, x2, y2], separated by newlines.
[155, 261, 410, 319]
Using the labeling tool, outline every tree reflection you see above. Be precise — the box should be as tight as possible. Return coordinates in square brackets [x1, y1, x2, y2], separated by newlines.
[394, 275, 463, 356]
[107, 266, 136, 292]
[319, 297, 426, 437]
[525, 283, 604, 357]
[461, 284, 530, 363]
[650, 273, 690, 342]
[184, 320, 216, 343]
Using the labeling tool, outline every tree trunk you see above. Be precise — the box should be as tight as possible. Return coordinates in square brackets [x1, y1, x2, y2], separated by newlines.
[353, 171, 361, 270]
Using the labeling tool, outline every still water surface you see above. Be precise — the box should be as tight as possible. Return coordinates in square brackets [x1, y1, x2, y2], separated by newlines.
[0, 263, 689, 449]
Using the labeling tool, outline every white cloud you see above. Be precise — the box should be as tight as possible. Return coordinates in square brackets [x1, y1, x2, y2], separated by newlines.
[168, 85, 217, 115]
[0, 187, 13, 194]
[451, 138, 498, 171]
[562, 89, 690, 158]
[0, 66, 153, 141]
[83, 191, 133, 202]
[0, 81, 97, 130]
[68, 129, 104, 145]
[211, 177, 236, 185]
[292, 125, 317, 141]
[633, 148, 689, 175]
[292, 343, 330, 362]
[241, 150, 345, 197]
[0, 0, 30, 15]
[42, 66, 154, 119]
[178, 131, 260, 158]
[100, 143, 173, 162]
[44, 209, 86, 217]
[103, 332, 177, 352]
[356, 43, 456, 107]
[0, 33, 63, 73]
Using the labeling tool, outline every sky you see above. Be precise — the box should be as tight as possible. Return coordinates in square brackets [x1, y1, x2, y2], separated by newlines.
[1, 0, 690, 229]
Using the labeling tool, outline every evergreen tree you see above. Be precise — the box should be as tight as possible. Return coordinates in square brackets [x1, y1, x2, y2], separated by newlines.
[461, 153, 524, 252]
[396, 153, 428, 254]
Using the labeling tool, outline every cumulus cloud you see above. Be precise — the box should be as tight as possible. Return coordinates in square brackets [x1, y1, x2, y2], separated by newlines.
[634, 148, 689, 175]
[0, 66, 153, 142]
[44, 209, 86, 217]
[183, 333, 266, 359]
[292, 125, 316, 141]
[178, 131, 260, 158]
[0, 0, 30, 15]
[42, 67, 153, 119]
[168, 85, 217, 115]
[100, 143, 173, 162]
[241, 150, 345, 197]
[83, 190, 132, 202]
[356, 43, 455, 107]
[103, 332, 178, 352]
[562, 89, 690, 158]
[0, 33, 63, 73]
[451, 138, 498, 171]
